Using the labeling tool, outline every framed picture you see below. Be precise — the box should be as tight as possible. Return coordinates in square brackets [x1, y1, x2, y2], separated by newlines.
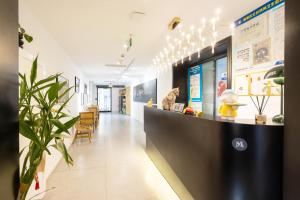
[133, 79, 157, 103]
[84, 83, 88, 94]
[171, 103, 185, 113]
[75, 76, 80, 93]
[57, 76, 69, 104]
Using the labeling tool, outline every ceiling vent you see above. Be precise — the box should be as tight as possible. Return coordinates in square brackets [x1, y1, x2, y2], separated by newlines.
[129, 11, 146, 20]
[104, 64, 127, 68]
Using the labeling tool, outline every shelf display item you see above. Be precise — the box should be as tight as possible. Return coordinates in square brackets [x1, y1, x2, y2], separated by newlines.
[162, 88, 179, 110]
[219, 89, 245, 120]
[147, 98, 153, 108]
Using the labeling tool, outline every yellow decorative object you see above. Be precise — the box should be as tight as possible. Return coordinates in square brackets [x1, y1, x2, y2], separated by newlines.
[219, 89, 245, 120]
[219, 104, 238, 119]
[147, 98, 153, 108]
[195, 111, 204, 117]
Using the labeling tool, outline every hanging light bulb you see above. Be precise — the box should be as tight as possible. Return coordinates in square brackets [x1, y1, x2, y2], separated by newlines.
[230, 23, 235, 35]
[181, 31, 186, 38]
[186, 34, 191, 44]
[197, 48, 201, 58]
[215, 8, 221, 21]
[190, 25, 195, 35]
[211, 17, 216, 31]
[188, 51, 192, 61]
[166, 35, 170, 42]
[202, 18, 206, 28]
[213, 31, 218, 41]
[211, 41, 215, 54]
[202, 37, 206, 47]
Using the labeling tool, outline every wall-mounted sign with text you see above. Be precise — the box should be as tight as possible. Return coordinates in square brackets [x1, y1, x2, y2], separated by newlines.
[232, 0, 285, 96]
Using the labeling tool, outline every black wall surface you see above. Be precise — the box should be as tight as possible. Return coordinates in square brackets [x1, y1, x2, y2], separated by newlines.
[173, 37, 232, 106]
[133, 79, 157, 103]
[0, 0, 19, 199]
[284, 0, 300, 200]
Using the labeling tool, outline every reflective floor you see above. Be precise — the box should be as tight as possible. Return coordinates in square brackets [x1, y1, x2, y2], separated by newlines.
[44, 113, 179, 200]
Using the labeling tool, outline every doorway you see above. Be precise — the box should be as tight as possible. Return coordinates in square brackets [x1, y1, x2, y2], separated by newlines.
[97, 87, 112, 112]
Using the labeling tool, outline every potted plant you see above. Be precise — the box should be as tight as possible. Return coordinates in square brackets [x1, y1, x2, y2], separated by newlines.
[19, 56, 79, 200]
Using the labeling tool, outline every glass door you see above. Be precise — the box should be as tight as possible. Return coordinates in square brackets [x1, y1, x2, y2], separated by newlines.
[202, 61, 215, 116]
[97, 88, 112, 112]
[215, 57, 228, 116]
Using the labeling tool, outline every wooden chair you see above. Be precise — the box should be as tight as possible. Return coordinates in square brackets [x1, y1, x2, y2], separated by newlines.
[74, 112, 95, 143]
[88, 106, 99, 128]
[74, 122, 92, 143]
[79, 111, 95, 131]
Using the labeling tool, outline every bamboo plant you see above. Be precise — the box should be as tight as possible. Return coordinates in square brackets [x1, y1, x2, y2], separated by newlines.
[19, 56, 79, 200]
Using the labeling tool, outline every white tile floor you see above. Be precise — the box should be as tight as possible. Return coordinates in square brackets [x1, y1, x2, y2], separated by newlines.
[44, 113, 179, 200]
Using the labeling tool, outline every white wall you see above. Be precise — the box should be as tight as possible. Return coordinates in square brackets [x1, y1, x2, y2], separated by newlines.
[19, 3, 90, 199]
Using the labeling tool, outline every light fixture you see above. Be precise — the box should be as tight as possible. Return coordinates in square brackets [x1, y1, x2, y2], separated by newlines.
[153, 8, 225, 74]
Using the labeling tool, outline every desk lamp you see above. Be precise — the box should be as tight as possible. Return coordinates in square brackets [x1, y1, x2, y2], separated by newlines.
[264, 61, 284, 123]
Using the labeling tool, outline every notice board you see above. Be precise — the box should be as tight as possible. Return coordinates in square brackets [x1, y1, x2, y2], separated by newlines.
[232, 0, 285, 96]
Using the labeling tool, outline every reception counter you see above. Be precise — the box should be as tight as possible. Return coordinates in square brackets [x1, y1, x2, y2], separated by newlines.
[144, 107, 283, 200]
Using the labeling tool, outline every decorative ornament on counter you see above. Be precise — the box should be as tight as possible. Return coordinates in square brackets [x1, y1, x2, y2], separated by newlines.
[219, 89, 245, 120]
[162, 88, 180, 110]
[147, 98, 153, 108]
[183, 99, 195, 115]
[183, 106, 194, 115]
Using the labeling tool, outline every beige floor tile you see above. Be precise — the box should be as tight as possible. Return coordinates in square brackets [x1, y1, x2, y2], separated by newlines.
[44, 113, 179, 200]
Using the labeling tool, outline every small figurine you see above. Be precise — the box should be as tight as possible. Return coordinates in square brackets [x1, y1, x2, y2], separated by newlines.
[219, 89, 245, 120]
[183, 106, 194, 115]
[162, 88, 179, 110]
[147, 98, 153, 108]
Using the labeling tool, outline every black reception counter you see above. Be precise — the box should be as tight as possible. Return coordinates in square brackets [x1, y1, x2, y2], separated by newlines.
[144, 107, 283, 200]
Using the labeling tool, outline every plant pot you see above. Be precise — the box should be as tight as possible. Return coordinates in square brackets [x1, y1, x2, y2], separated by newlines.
[255, 114, 267, 124]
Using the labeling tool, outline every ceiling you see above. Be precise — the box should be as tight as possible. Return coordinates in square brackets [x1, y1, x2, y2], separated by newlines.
[23, 0, 266, 85]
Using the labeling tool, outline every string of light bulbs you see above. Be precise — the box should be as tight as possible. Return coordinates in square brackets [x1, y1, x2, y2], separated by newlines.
[153, 8, 235, 75]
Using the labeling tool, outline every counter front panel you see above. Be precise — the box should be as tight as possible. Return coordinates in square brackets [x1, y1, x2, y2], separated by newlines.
[144, 107, 283, 200]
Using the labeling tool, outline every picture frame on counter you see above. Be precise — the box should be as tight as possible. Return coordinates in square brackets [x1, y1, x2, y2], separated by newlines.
[171, 103, 185, 113]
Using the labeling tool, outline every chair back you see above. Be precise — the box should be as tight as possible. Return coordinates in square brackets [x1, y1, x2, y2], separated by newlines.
[79, 112, 94, 126]
[88, 106, 99, 121]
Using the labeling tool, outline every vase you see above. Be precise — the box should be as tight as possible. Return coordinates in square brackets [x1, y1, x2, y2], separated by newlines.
[255, 114, 267, 124]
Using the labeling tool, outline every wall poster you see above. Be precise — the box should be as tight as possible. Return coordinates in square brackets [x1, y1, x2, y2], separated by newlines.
[133, 79, 157, 103]
[188, 65, 203, 112]
[233, 0, 285, 96]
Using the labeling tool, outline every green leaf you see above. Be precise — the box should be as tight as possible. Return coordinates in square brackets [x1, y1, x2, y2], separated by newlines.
[24, 33, 33, 43]
[30, 56, 38, 85]
[33, 74, 59, 89]
[57, 93, 75, 114]
[57, 85, 72, 101]
[55, 116, 79, 134]
[50, 119, 69, 134]
[48, 82, 59, 102]
[19, 120, 41, 147]
[51, 140, 73, 166]
[19, 107, 29, 121]
[64, 116, 79, 130]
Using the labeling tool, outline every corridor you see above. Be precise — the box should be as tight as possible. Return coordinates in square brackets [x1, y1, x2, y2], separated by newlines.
[44, 113, 179, 200]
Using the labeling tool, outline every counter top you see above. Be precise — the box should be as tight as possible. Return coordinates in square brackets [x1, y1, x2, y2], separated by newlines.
[152, 108, 283, 126]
